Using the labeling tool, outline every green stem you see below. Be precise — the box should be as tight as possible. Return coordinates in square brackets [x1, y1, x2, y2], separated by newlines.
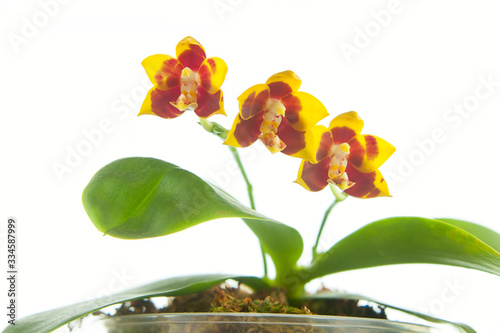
[198, 117, 268, 277]
[228, 146, 256, 210]
[312, 200, 338, 259]
[312, 185, 348, 259]
[228, 145, 267, 277]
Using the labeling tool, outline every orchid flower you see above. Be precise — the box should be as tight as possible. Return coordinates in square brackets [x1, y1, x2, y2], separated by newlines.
[224, 71, 329, 162]
[138, 36, 227, 119]
[296, 111, 395, 198]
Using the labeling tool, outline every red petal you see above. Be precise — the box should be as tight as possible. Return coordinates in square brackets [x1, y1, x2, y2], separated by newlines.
[176, 37, 206, 70]
[297, 158, 331, 192]
[328, 111, 364, 144]
[281, 93, 301, 126]
[344, 164, 376, 198]
[195, 87, 224, 118]
[365, 135, 380, 159]
[331, 127, 357, 145]
[232, 111, 265, 147]
[316, 130, 334, 162]
[348, 134, 396, 173]
[158, 58, 182, 89]
[280, 92, 329, 132]
[239, 85, 270, 120]
[343, 164, 390, 198]
[278, 118, 305, 155]
[150, 86, 184, 119]
[346, 136, 365, 169]
[265, 71, 302, 99]
[198, 57, 228, 94]
[268, 81, 293, 100]
[142, 55, 182, 91]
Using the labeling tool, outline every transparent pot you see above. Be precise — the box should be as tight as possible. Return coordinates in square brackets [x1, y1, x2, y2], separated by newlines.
[73, 313, 442, 333]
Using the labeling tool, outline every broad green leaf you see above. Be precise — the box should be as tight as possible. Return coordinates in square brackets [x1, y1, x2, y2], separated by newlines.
[301, 217, 500, 281]
[82, 157, 303, 276]
[303, 292, 476, 333]
[2, 274, 268, 333]
[435, 218, 500, 253]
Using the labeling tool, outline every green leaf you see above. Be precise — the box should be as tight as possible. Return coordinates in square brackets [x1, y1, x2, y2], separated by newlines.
[82, 157, 303, 276]
[302, 217, 500, 281]
[2, 274, 268, 333]
[435, 218, 500, 253]
[303, 292, 476, 333]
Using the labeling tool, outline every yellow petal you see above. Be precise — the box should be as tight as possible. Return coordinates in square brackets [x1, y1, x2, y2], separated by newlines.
[309, 125, 332, 162]
[141, 54, 182, 91]
[372, 170, 391, 198]
[224, 112, 264, 147]
[348, 134, 396, 173]
[176, 36, 206, 70]
[198, 57, 228, 94]
[237, 84, 270, 120]
[284, 127, 318, 162]
[295, 158, 332, 192]
[295, 160, 312, 191]
[344, 165, 392, 198]
[195, 88, 225, 118]
[328, 111, 364, 143]
[138, 88, 156, 116]
[224, 115, 244, 147]
[281, 92, 329, 132]
[138, 87, 185, 119]
[265, 70, 302, 97]
[279, 122, 325, 163]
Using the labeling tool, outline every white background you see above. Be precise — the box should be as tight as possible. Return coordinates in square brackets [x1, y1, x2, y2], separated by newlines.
[1, 0, 500, 332]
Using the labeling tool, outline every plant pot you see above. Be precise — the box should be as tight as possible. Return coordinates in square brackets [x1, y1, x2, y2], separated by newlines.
[72, 313, 441, 332]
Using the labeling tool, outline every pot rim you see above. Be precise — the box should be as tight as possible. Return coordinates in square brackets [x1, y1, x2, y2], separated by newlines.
[82, 312, 441, 332]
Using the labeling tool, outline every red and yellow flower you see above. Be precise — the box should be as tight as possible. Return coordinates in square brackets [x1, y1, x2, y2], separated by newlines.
[224, 71, 329, 162]
[296, 111, 395, 198]
[138, 36, 228, 119]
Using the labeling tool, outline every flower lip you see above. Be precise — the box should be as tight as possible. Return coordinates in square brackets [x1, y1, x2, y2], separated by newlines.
[265, 99, 286, 117]
[170, 67, 200, 112]
[326, 142, 354, 191]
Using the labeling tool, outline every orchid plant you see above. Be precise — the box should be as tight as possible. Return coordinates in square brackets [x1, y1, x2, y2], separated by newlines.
[7, 37, 500, 333]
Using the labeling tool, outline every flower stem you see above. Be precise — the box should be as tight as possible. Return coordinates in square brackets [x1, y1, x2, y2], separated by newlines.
[312, 185, 348, 259]
[198, 117, 268, 277]
[312, 200, 338, 259]
[228, 145, 268, 277]
[228, 146, 256, 210]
